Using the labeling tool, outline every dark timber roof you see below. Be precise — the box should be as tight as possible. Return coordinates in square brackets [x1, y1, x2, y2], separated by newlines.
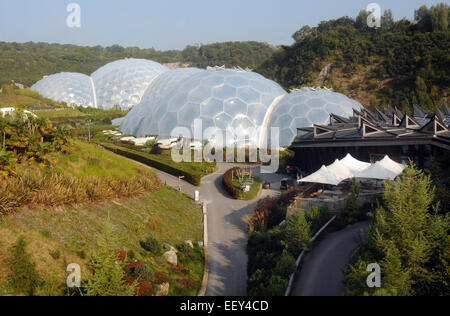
[290, 104, 450, 151]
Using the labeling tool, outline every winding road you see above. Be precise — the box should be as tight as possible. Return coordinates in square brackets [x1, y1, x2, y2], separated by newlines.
[141, 161, 284, 296]
[291, 221, 369, 296]
[124, 154, 368, 296]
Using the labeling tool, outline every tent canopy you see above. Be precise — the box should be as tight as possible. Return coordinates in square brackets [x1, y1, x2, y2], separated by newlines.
[327, 159, 354, 181]
[340, 154, 371, 172]
[354, 160, 403, 180]
[299, 165, 342, 186]
[379, 155, 405, 174]
[298, 154, 405, 185]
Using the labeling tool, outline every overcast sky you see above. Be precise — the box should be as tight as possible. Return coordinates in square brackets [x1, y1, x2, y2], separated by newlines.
[0, 0, 446, 50]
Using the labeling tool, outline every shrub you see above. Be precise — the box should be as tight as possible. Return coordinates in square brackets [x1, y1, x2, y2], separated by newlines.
[102, 144, 204, 186]
[140, 236, 162, 254]
[343, 179, 363, 223]
[273, 251, 297, 278]
[150, 145, 163, 155]
[49, 249, 61, 260]
[7, 236, 41, 296]
[266, 275, 288, 296]
[282, 211, 311, 256]
[85, 218, 137, 296]
[176, 243, 193, 254]
[134, 264, 154, 281]
[222, 167, 241, 199]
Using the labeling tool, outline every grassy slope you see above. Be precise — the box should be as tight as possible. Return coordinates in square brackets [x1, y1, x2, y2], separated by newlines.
[0, 142, 204, 296]
[50, 141, 145, 179]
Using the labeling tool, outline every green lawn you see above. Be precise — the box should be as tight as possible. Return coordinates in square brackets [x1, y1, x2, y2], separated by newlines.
[232, 178, 262, 201]
[49, 141, 146, 180]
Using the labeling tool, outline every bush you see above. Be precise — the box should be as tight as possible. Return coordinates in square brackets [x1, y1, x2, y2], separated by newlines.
[102, 144, 204, 186]
[273, 251, 297, 278]
[7, 236, 41, 296]
[282, 211, 311, 256]
[266, 275, 289, 296]
[222, 167, 241, 199]
[140, 236, 162, 254]
[134, 264, 154, 281]
[343, 179, 364, 223]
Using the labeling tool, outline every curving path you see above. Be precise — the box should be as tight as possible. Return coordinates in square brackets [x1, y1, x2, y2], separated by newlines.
[291, 221, 369, 296]
[129, 159, 284, 296]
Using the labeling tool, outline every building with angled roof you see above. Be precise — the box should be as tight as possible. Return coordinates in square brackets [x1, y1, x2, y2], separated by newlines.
[290, 105, 450, 174]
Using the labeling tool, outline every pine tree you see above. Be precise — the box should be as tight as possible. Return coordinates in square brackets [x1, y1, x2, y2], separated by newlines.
[85, 216, 137, 296]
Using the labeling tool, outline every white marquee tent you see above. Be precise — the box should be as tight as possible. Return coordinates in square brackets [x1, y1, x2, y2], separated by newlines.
[299, 154, 405, 185]
[339, 154, 371, 172]
[299, 165, 342, 186]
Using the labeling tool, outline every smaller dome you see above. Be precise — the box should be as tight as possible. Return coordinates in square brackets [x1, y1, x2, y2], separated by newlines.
[267, 88, 363, 147]
[31, 72, 96, 108]
[91, 58, 169, 110]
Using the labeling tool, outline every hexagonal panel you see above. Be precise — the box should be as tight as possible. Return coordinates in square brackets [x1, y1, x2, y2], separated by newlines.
[213, 85, 237, 100]
[224, 98, 247, 117]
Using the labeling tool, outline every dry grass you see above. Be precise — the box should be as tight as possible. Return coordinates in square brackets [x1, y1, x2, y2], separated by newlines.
[0, 168, 161, 215]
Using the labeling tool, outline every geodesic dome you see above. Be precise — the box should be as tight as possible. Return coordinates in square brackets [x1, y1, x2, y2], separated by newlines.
[267, 88, 364, 147]
[31, 72, 96, 108]
[121, 67, 287, 147]
[91, 58, 168, 110]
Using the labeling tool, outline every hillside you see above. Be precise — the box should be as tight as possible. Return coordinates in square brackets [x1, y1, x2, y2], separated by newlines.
[0, 106, 205, 296]
[257, 3, 450, 112]
[0, 41, 276, 87]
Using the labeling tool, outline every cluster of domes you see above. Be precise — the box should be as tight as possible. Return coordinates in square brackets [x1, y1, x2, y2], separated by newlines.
[31, 58, 168, 110]
[31, 59, 363, 147]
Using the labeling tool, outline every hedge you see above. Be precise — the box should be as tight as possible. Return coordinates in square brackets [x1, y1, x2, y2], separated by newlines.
[101, 144, 203, 186]
[222, 167, 242, 199]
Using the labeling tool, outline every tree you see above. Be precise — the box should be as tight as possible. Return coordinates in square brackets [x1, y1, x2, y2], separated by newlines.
[0, 148, 17, 177]
[53, 124, 73, 153]
[292, 26, 314, 43]
[382, 9, 395, 30]
[431, 3, 449, 31]
[355, 10, 369, 30]
[7, 236, 41, 296]
[414, 76, 433, 112]
[282, 211, 311, 255]
[345, 165, 450, 296]
[85, 217, 137, 296]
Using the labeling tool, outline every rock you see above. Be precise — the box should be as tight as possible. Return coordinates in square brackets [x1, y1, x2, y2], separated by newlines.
[156, 282, 170, 296]
[197, 241, 204, 247]
[163, 250, 177, 265]
[163, 243, 177, 253]
[185, 240, 194, 248]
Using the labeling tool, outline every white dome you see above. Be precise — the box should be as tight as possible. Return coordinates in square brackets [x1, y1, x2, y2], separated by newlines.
[120, 68, 286, 147]
[31, 72, 96, 108]
[267, 88, 364, 147]
[91, 58, 168, 110]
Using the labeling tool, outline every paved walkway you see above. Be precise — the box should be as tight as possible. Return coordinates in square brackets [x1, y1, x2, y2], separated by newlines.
[130, 159, 284, 296]
[291, 221, 369, 296]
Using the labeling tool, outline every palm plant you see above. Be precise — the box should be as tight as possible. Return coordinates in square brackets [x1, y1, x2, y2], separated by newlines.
[0, 148, 17, 177]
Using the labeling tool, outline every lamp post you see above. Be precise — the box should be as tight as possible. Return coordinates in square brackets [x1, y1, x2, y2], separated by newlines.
[178, 176, 185, 191]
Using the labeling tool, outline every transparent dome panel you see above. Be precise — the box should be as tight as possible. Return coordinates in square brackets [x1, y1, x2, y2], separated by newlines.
[120, 68, 286, 145]
[91, 58, 168, 110]
[267, 89, 363, 147]
[31, 72, 96, 108]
